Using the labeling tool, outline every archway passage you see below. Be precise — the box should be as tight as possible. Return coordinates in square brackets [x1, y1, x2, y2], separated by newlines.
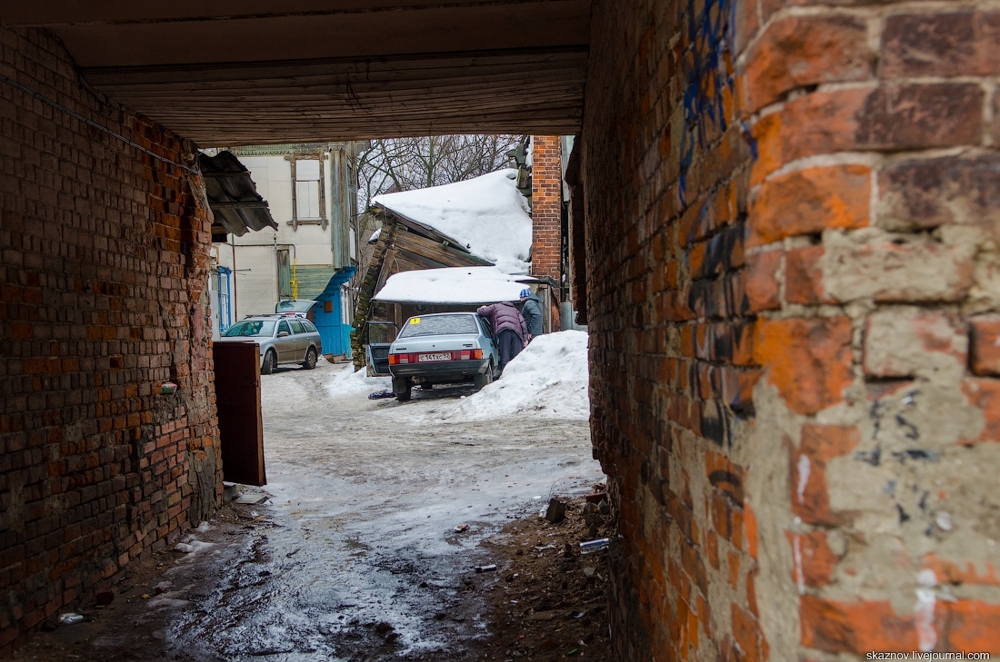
[3, 1, 1000, 659]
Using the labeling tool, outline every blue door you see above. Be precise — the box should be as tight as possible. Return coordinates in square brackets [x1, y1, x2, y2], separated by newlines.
[313, 267, 356, 357]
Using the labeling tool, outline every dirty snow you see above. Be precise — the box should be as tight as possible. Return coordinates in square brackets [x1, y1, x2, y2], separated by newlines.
[373, 266, 535, 305]
[373, 169, 532, 274]
[325, 362, 391, 395]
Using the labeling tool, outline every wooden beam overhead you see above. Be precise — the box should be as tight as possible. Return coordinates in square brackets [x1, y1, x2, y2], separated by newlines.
[5, 1, 592, 144]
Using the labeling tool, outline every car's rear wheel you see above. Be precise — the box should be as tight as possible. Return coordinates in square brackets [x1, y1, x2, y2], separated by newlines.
[301, 347, 317, 370]
[261, 349, 276, 375]
[393, 377, 412, 402]
[474, 365, 493, 391]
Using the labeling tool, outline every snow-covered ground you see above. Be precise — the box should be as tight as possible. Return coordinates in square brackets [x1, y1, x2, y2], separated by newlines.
[403, 330, 589, 421]
[325, 330, 590, 421]
[324, 361, 391, 396]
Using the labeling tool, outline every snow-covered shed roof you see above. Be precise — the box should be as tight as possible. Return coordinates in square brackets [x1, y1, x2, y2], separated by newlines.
[373, 267, 536, 305]
[372, 169, 532, 274]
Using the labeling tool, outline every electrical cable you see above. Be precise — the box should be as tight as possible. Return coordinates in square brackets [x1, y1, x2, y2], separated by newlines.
[0, 73, 199, 174]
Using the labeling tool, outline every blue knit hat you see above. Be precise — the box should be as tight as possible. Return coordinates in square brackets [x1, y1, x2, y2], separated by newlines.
[520, 288, 531, 299]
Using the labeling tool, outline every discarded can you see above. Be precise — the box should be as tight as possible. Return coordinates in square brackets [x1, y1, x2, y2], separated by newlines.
[474, 564, 497, 573]
[579, 538, 610, 554]
[58, 613, 84, 625]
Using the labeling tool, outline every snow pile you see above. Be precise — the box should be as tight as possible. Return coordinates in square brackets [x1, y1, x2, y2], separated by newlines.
[374, 266, 535, 305]
[410, 331, 590, 421]
[325, 363, 391, 396]
[373, 169, 532, 274]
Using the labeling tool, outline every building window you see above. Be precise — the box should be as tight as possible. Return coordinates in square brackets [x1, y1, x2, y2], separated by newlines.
[217, 267, 232, 332]
[295, 159, 321, 220]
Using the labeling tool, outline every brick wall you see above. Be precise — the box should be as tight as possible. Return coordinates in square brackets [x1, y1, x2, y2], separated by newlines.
[531, 135, 563, 283]
[582, 0, 1000, 659]
[0, 27, 221, 652]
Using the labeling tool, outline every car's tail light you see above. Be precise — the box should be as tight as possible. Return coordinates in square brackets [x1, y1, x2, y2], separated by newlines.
[458, 349, 483, 360]
[472, 349, 483, 360]
[388, 353, 410, 365]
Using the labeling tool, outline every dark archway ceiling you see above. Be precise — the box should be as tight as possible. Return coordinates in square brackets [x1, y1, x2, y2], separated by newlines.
[2, 1, 590, 145]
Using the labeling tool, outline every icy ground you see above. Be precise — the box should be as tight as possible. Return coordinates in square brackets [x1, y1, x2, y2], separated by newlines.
[61, 333, 602, 661]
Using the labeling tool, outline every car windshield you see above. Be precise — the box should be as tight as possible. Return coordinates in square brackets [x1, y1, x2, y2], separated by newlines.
[398, 315, 479, 339]
[224, 320, 276, 337]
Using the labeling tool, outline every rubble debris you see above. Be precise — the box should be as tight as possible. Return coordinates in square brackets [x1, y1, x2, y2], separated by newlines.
[233, 493, 268, 505]
[454, 523, 470, 533]
[58, 613, 84, 625]
[544, 498, 567, 524]
[579, 538, 610, 554]
[475, 564, 497, 573]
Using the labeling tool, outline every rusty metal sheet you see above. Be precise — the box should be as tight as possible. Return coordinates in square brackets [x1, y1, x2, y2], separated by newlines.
[214, 341, 266, 486]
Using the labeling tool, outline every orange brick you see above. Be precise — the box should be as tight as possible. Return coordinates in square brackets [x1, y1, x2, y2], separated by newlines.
[744, 16, 872, 113]
[791, 425, 860, 525]
[785, 245, 828, 305]
[744, 249, 781, 312]
[937, 599, 1000, 653]
[749, 166, 871, 247]
[786, 530, 838, 586]
[800, 596, 917, 654]
[961, 378, 1000, 444]
[970, 318, 1000, 376]
[921, 553, 1000, 586]
[753, 317, 854, 415]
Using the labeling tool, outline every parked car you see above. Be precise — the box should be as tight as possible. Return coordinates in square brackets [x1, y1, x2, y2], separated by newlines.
[386, 312, 500, 401]
[216, 314, 322, 374]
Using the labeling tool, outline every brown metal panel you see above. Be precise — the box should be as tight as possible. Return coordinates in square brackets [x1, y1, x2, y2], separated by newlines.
[214, 341, 267, 486]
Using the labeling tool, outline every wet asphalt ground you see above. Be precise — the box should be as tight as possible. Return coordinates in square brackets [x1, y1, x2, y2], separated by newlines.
[13, 359, 603, 661]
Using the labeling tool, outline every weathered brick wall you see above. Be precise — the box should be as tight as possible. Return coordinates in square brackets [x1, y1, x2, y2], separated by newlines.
[583, 0, 1000, 659]
[0, 27, 221, 651]
[531, 135, 563, 283]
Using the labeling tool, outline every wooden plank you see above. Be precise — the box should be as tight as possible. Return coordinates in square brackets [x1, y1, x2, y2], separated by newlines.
[95, 70, 586, 98]
[48, 2, 590, 68]
[3, 0, 501, 24]
[81, 47, 589, 86]
[393, 232, 489, 268]
[392, 253, 446, 272]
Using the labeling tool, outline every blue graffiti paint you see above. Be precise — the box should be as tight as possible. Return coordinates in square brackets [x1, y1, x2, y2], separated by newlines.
[678, 0, 745, 208]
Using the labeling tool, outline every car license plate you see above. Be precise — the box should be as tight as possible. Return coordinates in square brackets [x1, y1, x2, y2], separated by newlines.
[419, 352, 451, 362]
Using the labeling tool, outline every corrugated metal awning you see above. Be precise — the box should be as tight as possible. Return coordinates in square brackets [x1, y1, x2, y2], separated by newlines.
[199, 151, 278, 238]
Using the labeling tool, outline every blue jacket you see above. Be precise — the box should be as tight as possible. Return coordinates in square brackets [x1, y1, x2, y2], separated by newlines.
[520, 294, 543, 337]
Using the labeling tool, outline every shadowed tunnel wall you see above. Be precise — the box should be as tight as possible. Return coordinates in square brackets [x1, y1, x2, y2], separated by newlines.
[583, 0, 1000, 659]
[0, 27, 221, 650]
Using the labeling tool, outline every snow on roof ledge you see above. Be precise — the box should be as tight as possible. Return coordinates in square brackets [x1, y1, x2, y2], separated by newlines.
[373, 169, 532, 275]
[373, 267, 538, 305]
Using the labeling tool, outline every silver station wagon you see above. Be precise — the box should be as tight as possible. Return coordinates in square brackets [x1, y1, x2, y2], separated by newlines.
[216, 314, 322, 374]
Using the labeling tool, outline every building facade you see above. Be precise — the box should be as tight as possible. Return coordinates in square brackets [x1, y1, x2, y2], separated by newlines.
[208, 143, 365, 358]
